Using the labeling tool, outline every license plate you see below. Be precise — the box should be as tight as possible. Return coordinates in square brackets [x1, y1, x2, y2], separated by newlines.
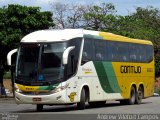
[32, 98, 42, 102]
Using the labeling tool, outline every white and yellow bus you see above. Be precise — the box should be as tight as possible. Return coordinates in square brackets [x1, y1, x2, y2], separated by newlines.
[7, 29, 154, 111]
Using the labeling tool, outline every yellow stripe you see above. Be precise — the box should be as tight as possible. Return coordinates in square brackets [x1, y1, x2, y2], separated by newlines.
[17, 84, 48, 92]
[85, 72, 93, 74]
[99, 32, 153, 45]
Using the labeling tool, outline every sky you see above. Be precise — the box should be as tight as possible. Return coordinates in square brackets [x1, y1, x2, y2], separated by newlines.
[0, 0, 160, 15]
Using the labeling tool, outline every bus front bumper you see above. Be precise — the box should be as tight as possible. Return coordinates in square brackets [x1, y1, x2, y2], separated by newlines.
[15, 90, 67, 105]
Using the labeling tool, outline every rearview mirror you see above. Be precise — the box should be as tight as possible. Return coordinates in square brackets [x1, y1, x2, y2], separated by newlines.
[62, 46, 75, 65]
[7, 49, 18, 66]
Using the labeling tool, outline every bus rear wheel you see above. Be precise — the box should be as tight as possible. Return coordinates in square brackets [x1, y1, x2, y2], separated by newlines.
[135, 86, 143, 104]
[36, 104, 43, 111]
[77, 88, 86, 110]
[127, 86, 136, 105]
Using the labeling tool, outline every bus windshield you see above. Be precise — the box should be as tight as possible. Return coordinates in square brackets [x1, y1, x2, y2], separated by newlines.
[41, 43, 66, 81]
[16, 42, 67, 85]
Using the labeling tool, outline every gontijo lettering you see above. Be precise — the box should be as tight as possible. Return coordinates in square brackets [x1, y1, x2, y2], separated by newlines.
[120, 65, 141, 74]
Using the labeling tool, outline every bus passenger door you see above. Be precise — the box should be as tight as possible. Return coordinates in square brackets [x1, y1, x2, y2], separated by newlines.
[65, 52, 78, 103]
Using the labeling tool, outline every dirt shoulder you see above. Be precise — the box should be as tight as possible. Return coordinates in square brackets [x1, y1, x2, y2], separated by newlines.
[3, 79, 13, 93]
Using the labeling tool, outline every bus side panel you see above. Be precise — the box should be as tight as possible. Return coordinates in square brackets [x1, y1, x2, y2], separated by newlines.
[77, 61, 104, 102]
[112, 61, 154, 99]
[93, 61, 123, 100]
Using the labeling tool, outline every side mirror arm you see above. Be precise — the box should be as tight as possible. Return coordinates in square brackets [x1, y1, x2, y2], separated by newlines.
[63, 46, 75, 65]
[7, 49, 18, 66]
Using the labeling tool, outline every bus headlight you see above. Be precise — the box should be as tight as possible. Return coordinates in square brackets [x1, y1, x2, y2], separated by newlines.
[14, 84, 22, 93]
[50, 83, 69, 94]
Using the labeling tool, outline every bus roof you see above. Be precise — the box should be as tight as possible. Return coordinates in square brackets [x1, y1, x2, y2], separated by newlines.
[21, 29, 84, 43]
[21, 29, 153, 45]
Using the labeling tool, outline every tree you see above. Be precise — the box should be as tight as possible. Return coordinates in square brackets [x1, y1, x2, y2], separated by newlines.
[50, 2, 86, 29]
[50, 2, 69, 28]
[0, 4, 54, 93]
[83, 3, 117, 30]
[67, 4, 86, 28]
[50, 2, 118, 30]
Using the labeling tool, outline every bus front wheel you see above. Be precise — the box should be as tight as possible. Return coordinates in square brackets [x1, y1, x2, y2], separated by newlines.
[77, 88, 86, 110]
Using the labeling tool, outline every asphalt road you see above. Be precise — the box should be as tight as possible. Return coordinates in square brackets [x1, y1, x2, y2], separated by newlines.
[0, 97, 160, 120]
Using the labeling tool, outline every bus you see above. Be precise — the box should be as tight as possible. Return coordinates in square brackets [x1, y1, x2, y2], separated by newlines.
[7, 29, 154, 111]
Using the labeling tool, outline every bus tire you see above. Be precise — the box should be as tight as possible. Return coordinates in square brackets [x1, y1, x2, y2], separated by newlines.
[36, 104, 43, 111]
[127, 86, 136, 105]
[135, 86, 143, 104]
[77, 88, 86, 110]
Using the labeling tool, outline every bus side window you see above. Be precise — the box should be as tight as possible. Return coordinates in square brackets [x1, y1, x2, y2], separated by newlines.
[137, 44, 146, 62]
[146, 45, 153, 62]
[111, 42, 119, 61]
[107, 42, 113, 61]
[95, 40, 106, 61]
[82, 51, 88, 60]
[123, 56, 127, 61]
[82, 38, 95, 64]
[129, 44, 138, 62]
[96, 53, 103, 60]
[81, 51, 88, 64]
